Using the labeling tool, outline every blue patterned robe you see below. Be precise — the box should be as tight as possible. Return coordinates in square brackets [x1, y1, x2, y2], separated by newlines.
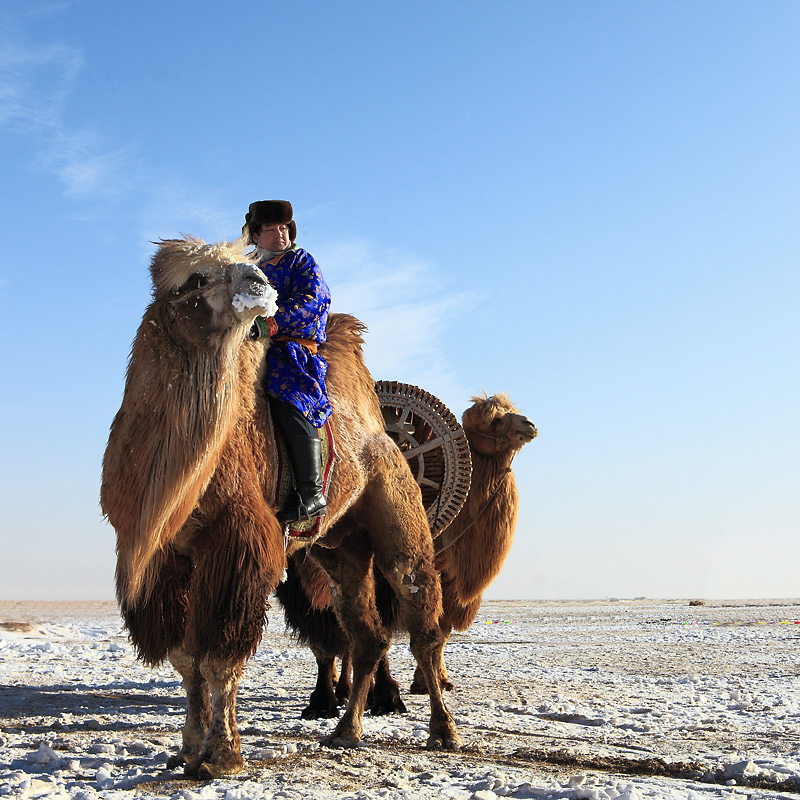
[255, 246, 332, 427]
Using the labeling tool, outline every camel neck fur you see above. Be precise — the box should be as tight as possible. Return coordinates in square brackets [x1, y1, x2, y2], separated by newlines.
[102, 301, 259, 608]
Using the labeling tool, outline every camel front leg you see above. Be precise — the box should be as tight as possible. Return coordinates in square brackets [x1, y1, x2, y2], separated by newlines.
[167, 647, 211, 769]
[182, 657, 245, 779]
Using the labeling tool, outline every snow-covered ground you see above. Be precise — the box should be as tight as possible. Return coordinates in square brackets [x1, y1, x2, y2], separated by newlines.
[2, 598, 800, 800]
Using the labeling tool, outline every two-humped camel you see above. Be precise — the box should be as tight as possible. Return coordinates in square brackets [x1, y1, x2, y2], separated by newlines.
[101, 237, 459, 779]
[276, 392, 537, 718]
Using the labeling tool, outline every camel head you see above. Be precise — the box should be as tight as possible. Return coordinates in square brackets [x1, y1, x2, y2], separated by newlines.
[461, 392, 537, 458]
[150, 237, 277, 345]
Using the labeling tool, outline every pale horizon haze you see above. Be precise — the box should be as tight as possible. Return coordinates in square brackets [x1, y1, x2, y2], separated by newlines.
[1, 1, 798, 602]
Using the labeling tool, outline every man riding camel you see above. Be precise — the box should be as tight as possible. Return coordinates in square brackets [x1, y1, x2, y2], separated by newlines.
[244, 200, 331, 525]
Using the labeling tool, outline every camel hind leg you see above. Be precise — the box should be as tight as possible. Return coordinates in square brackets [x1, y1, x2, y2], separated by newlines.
[410, 580, 479, 693]
[274, 552, 348, 719]
[370, 656, 407, 715]
[309, 528, 389, 746]
[303, 647, 341, 719]
[362, 457, 461, 750]
[388, 566, 460, 749]
[335, 648, 352, 704]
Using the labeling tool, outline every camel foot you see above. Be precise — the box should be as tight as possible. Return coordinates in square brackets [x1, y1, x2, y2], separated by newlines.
[304, 685, 343, 719]
[166, 750, 194, 770]
[321, 717, 364, 749]
[426, 710, 461, 751]
[301, 704, 340, 720]
[426, 729, 462, 751]
[369, 693, 407, 716]
[183, 750, 244, 779]
[321, 733, 363, 748]
[334, 684, 351, 704]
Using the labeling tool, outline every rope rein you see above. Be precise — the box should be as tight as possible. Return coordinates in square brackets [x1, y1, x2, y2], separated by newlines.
[434, 449, 517, 556]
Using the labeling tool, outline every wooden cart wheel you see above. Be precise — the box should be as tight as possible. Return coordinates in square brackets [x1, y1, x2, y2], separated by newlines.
[375, 380, 472, 536]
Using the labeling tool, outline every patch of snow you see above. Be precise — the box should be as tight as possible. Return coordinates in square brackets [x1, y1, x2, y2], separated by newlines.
[2, 599, 800, 799]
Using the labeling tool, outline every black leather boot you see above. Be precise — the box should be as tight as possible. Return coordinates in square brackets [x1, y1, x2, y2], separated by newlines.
[278, 435, 328, 524]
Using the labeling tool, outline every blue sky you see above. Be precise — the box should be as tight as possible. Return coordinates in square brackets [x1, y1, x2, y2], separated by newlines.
[1, 1, 798, 600]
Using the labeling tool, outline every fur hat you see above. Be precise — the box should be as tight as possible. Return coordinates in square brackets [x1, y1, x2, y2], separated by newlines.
[244, 200, 297, 244]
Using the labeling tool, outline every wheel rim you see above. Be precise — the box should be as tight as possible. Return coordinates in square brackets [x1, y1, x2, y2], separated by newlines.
[375, 380, 472, 536]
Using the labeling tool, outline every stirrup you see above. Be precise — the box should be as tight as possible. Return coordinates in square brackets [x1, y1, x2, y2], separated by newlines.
[297, 500, 327, 522]
[277, 495, 327, 525]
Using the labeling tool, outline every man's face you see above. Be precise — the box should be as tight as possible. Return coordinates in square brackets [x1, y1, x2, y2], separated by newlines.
[253, 223, 291, 251]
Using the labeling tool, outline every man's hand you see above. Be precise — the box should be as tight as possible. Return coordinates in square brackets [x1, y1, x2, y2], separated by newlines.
[250, 316, 278, 339]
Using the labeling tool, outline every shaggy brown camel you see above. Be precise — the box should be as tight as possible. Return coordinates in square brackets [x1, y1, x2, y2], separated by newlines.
[277, 392, 536, 718]
[101, 237, 460, 779]
[410, 391, 537, 691]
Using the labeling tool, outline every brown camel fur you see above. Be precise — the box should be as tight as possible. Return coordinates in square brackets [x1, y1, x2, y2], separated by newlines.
[101, 236, 460, 779]
[277, 392, 536, 717]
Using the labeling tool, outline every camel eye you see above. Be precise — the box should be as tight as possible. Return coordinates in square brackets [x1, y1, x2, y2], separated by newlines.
[170, 272, 210, 299]
[490, 418, 502, 428]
